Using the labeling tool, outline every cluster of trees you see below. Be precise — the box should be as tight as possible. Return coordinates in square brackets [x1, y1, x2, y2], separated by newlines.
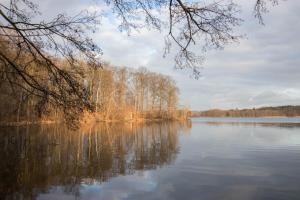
[192, 106, 300, 118]
[0, 57, 189, 124]
[0, 122, 190, 199]
[84, 65, 189, 121]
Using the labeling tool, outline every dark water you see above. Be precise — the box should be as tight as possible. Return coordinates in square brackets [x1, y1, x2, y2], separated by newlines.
[1, 118, 300, 200]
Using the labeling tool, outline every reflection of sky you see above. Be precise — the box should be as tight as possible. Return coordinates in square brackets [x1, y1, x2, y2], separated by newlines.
[81, 172, 157, 200]
[38, 171, 158, 200]
[38, 121, 300, 200]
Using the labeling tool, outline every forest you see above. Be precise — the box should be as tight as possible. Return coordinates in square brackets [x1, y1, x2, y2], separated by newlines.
[0, 0, 197, 127]
[192, 106, 300, 118]
[0, 52, 189, 126]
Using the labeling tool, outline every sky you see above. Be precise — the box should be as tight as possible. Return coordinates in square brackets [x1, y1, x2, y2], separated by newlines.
[15, 0, 300, 110]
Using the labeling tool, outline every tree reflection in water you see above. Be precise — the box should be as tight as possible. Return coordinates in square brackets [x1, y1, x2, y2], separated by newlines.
[0, 121, 191, 199]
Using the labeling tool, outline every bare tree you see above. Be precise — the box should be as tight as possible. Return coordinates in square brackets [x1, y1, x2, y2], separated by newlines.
[0, 0, 101, 126]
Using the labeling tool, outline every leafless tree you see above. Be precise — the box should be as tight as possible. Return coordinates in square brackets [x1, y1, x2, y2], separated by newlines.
[0, 0, 101, 126]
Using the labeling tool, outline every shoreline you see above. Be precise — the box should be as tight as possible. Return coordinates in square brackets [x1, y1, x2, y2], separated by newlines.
[0, 118, 189, 127]
[0, 120, 57, 127]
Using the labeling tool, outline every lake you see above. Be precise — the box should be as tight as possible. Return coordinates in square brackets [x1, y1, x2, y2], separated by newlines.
[1, 118, 300, 200]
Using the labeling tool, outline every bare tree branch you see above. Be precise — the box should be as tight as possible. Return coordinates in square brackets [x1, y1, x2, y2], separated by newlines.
[0, 0, 102, 127]
[105, 0, 282, 78]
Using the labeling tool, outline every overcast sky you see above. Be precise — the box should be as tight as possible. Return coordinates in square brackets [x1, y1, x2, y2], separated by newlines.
[25, 0, 300, 110]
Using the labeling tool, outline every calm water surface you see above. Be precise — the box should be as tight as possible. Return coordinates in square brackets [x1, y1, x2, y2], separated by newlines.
[1, 118, 300, 200]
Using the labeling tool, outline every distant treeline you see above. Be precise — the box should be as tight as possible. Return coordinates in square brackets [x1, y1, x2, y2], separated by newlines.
[192, 106, 300, 118]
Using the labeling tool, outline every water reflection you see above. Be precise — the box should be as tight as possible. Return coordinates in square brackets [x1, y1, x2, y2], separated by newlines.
[197, 122, 300, 129]
[193, 117, 300, 129]
[0, 121, 190, 200]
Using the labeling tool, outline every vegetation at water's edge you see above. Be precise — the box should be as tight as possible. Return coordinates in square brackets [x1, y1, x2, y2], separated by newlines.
[192, 105, 300, 118]
[0, 61, 190, 126]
